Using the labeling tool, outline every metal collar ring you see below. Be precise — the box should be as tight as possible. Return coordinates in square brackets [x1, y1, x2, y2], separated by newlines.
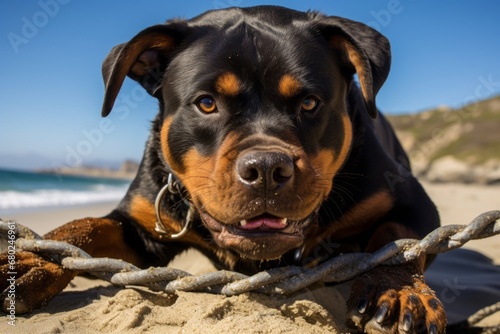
[154, 173, 195, 239]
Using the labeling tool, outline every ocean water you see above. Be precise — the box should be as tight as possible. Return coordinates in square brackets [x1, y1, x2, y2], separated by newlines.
[0, 169, 130, 214]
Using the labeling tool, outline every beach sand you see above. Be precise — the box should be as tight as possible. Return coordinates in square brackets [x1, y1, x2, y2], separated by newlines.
[1, 182, 499, 333]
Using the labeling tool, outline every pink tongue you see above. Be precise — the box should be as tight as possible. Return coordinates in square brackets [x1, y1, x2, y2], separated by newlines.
[240, 217, 286, 230]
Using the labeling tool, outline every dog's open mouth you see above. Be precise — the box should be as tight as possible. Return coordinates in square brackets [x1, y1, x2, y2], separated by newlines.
[239, 215, 288, 231]
[200, 210, 316, 260]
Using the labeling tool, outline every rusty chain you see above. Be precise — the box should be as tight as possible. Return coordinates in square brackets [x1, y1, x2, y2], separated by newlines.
[1, 210, 500, 330]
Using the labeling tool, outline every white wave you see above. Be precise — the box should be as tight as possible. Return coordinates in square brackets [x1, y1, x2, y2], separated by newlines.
[0, 186, 128, 211]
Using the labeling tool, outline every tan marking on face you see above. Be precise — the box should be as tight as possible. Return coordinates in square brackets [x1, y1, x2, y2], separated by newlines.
[278, 74, 302, 98]
[179, 149, 215, 190]
[160, 117, 171, 163]
[309, 111, 353, 196]
[330, 111, 353, 174]
[160, 116, 184, 173]
[177, 133, 241, 216]
[215, 72, 241, 96]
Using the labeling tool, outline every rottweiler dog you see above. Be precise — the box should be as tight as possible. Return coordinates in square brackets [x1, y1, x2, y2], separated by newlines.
[1, 6, 446, 333]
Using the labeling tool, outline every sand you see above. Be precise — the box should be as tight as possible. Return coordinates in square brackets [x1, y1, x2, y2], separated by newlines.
[1, 182, 499, 333]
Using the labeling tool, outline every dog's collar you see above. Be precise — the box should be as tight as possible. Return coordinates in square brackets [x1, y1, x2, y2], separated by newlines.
[154, 173, 196, 239]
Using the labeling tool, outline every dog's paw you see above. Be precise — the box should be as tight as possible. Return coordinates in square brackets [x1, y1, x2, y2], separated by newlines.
[0, 251, 74, 314]
[347, 265, 446, 334]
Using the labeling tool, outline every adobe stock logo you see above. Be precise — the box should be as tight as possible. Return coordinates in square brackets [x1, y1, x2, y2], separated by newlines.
[7, 0, 71, 54]
[366, 0, 406, 31]
[212, 0, 242, 9]
[50, 84, 148, 180]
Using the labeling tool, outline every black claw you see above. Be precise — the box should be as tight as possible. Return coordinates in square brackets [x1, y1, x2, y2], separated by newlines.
[357, 298, 368, 314]
[402, 311, 412, 332]
[428, 323, 438, 334]
[428, 298, 440, 310]
[375, 303, 389, 323]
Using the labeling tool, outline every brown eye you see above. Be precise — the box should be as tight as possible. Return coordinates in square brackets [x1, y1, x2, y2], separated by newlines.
[301, 96, 319, 112]
[197, 97, 217, 113]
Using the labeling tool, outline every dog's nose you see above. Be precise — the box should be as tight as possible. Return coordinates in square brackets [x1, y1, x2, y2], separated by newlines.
[236, 151, 294, 191]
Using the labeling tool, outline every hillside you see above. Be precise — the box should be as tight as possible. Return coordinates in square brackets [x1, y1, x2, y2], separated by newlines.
[38, 160, 139, 180]
[387, 95, 500, 184]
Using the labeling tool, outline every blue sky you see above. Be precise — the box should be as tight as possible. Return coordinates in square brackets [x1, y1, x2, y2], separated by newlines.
[1, 0, 500, 171]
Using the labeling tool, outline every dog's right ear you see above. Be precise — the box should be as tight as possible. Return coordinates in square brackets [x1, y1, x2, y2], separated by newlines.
[101, 23, 188, 117]
[315, 16, 391, 119]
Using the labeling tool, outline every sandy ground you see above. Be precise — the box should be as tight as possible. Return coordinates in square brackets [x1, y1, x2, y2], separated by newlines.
[1, 182, 499, 333]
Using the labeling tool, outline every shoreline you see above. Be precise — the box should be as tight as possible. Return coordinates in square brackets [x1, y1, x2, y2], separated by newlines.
[1, 201, 118, 236]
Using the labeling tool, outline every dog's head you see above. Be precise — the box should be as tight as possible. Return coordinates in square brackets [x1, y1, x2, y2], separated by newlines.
[101, 6, 391, 260]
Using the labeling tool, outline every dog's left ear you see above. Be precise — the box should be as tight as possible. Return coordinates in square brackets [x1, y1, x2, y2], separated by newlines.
[316, 17, 391, 118]
[101, 23, 188, 117]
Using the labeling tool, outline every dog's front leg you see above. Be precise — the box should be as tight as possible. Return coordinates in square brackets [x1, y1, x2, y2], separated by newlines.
[0, 217, 143, 314]
[346, 221, 447, 334]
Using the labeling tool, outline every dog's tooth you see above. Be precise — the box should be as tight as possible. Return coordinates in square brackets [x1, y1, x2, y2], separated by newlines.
[240, 220, 247, 226]
[281, 218, 288, 225]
